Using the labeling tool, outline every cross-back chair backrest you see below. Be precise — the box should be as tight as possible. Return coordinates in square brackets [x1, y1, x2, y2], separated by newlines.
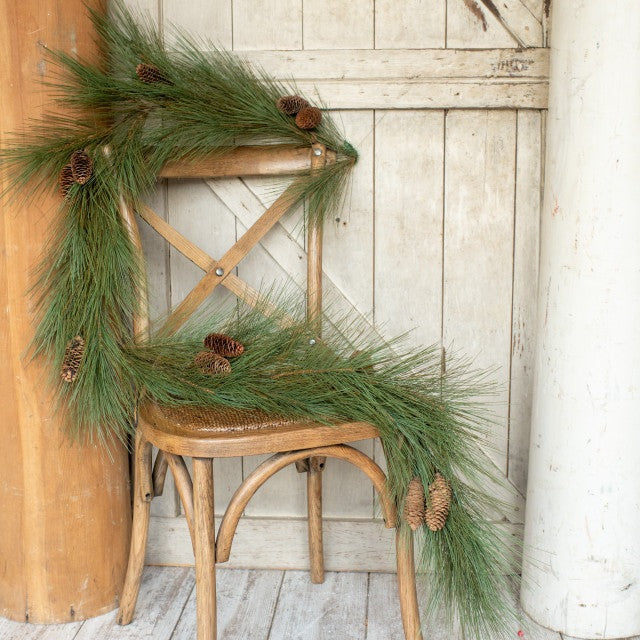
[118, 143, 335, 342]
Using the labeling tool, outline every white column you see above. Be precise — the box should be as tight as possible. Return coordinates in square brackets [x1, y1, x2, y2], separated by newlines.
[521, 2, 640, 638]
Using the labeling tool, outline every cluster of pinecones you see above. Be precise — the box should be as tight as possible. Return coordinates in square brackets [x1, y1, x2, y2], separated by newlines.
[276, 95, 322, 131]
[194, 333, 245, 375]
[403, 472, 452, 532]
[60, 335, 86, 383]
[58, 150, 94, 197]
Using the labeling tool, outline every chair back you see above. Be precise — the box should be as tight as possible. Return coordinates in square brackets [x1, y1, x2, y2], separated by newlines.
[118, 143, 334, 340]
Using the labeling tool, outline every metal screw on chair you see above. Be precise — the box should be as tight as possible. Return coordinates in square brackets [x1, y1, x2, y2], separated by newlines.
[215, 267, 224, 276]
[313, 148, 323, 156]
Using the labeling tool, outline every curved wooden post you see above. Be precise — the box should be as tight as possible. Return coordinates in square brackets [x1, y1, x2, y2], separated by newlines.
[117, 432, 153, 626]
[0, 0, 131, 623]
[165, 453, 196, 549]
[216, 445, 396, 563]
[396, 528, 423, 640]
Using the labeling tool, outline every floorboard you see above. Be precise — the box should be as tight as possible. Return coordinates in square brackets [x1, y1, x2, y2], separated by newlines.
[269, 570, 368, 640]
[0, 567, 598, 640]
[75, 566, 194, 640]
[0, 618, 82, 640]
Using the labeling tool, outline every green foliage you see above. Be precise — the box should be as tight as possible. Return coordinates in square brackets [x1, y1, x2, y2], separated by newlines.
[0, 2, 521, 637]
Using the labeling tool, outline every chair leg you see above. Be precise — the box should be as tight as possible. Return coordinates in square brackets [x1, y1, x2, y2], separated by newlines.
[117, 432, 153, 625]
[396, 528, 423, 640]
[307, 456, 325, 584]
[193, 458, 217, 640]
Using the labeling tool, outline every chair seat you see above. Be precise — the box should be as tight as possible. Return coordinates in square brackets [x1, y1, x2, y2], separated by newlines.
[139, 402, 380, 458]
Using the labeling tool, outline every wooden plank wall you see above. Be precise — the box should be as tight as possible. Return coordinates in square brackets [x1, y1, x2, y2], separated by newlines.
[124, 0, 547, 569]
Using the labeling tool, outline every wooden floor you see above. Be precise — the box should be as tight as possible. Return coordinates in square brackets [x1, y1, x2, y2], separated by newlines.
[0, 566, 601, 640]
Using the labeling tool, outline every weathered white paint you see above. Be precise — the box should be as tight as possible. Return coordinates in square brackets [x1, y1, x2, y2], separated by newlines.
[521, 2, 640, 637]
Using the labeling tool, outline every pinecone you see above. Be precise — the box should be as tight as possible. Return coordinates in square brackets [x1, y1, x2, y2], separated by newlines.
[61, 335, 85, 383]
[58, 163, 74, 197]
[295, 106, 322, 131]
[276, 95, 309, 116]
[194, 350, 232, 375]
[203, 333, 245, 358]
[136, 62, 170, 85]
[70, 150, 93, 184]
[403, 477, 426, 531]
[425, 472, 452, 532]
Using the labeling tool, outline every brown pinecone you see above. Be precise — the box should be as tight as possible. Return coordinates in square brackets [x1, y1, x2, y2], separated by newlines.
[425, 472, 452, 531]
[295, 106, 322, 130]
[58, 163, 74, 197]
[61, 335, 85, 383]
[276, 95, 309, 116]
[136, 62, 170, 85]
[70, 150, 93, 184]
[203, 333, 245, 358]
[403, 477, 426, 531]
[194, 350, 232, 375]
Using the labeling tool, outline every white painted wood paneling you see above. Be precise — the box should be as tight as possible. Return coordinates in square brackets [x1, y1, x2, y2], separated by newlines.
[162, 0, 232, 49]
[508, 109, 541, 495]
[232, 0, 302, 51]
[443, 109, 516, 474]
[375, 0, 445, 49]
[303, 0, 373, 50]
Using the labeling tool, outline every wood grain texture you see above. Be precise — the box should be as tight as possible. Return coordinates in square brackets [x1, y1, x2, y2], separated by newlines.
[396, 531, 423, 640]
[367, 573, 409, 640]
[193, 458, 216, 640]
[232, 0, 302, 50]
[171, 569, 283, 640]
[269, 571, 368, 639]
[303, 0, 373, 49]
[163, 0, 232, 49]
[374, 0, 445, 48]
[508, 110, 542, 495]
[0, 0, 131, 623]
[79, 567, 194, 639]
[443, 110, 516, 475]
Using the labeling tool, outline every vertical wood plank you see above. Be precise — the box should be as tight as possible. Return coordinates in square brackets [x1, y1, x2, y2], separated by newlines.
[374, 110, 444, 344]
[446, 0, 518, 48]
[373, 109, 445, 477]
[302, 0, 373, 49]
[162, 0, 232, 49]
[508, 110, 541, 495]
[375, 0, 446, 48]
[269, 571, 367, 639]
[443, 109, 516, 474]
[232, 0, 302, 50]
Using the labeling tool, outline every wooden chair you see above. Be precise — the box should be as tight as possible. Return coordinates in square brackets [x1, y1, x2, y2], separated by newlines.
[115, 142, 423, 640]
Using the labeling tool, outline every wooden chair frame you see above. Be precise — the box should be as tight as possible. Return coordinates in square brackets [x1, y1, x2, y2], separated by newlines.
[115, 143, 423, 640]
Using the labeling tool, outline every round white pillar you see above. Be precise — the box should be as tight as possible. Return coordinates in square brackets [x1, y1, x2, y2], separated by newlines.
[521, 2, 640, 638]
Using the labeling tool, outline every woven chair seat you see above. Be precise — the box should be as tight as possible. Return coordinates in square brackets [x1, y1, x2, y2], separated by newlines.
[138, 401, 379, 458]
[152, 404, 296, 434]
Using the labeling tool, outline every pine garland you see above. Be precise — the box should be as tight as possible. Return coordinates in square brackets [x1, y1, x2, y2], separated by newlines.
[0, 3, 521, 638]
